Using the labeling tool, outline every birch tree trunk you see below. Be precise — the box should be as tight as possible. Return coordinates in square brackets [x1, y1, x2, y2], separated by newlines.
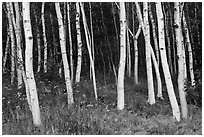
[23, 2, 42, 127]
[80, 2, 98, 100]
[156, 2, 180, 121]
[3, 27, 10, 73]
[14, 2, 31, 109]
[75, 2, 83, 83]
[174, 2, 188, 120]
[42, 2, 48, 73]
[6, 2, 15, 85]
[67, 2, 74, 83]
[183, 12, 195, 86]
[143, 2, 155, 105]
[133, 25, 141, 84]
[55, 2, 74, 105]
[149, 3, 160, 65]
[10, 2, 23, 89]
[117, 2, 126, 110]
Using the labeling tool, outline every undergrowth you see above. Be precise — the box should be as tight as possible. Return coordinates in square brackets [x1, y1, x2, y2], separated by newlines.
[2, 73, 202, 135]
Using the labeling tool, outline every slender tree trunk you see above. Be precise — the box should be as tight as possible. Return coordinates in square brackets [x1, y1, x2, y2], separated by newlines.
[117, 2, 126, 110]
[23, 2, 42, 127]
[127, 28, 131, 77]
[33, 8, 41, 73]
[80, 2, 98, 100]
[67, 2, 74, 83]
[42, 2, 47, 73]
[10, 2, 23, 89]
[133, 25, 141, 84]
[6, 2, 15, 85]
[183, 11, 195, 86]
[164, 4, 173, 74]
[150, 46, 163, 99]
[3, 23, 10, 73]
[55, 2, 74, 105]
[174, 2, 188, 120]
[75, 2, 83, 83]
[169, 6, 177, 75]
[149, 3, 160, 65]
[156, 2, 180, 121]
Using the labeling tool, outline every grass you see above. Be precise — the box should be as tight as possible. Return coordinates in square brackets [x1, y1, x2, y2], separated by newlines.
[2, 73, 202, 135]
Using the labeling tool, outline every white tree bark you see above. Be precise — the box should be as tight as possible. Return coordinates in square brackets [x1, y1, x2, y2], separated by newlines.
[150, 46, 162, 99]
[149, 3, 160, 65]
[23, 2, 42, 127]
[55, 2, 74, 105]
[117, 2, 126, 110]
[75, 2, 83, 83]
[156, 2, 180, 121]
[80, 2, 98, 100]
[42, 2, 48, 73]
[174, 2, 188, 119]
[67, 2, 74, 83]
[143, 2, 155, 105]
[133, 25, 141, 84]
[10, 2, 23, 89]
[183, 13, 195, 86]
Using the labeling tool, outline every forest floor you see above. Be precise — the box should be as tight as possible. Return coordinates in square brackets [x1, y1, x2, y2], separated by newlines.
[2, 72, 202, 135]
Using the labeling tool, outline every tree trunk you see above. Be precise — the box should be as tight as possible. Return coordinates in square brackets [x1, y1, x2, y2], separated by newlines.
[3, 27, 10, 73]
[133, 25, 141, 84]
[183, 11, 195, 86]
[33, 8, 41, 73]
[117, 2, 126, 110]
[164, 4, 173, 74]
[42, 2, 48, 73]
[55, 2, 74, 105]
[156, 2, 180, 121]
[6, 2, 15, 85]
[23, 2, 42, 127]
[67, 2, 74, 83]
[143, 2, 155, 105]
[10, 2, 23, 89]
[80, 2, 98, 100]
[149, 3, 160, 65]
[174, 2, 188, 120]
[75, 2, 83, 83]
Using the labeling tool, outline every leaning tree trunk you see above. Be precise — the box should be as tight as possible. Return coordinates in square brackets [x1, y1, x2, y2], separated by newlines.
[55, 2, 74, 105]
[75, 2, 83, 83]
[6, 2, 15, 85]
[174, 2, 188, 120]
[42, 2, 48, 73]
[23, 2, 42, 127]
[149, 3, 160, 65]
[80, 2, 98, 101]
[3, 26, 10, 73]
[156, 2, 180, 121]
[117, 2, 126, 110]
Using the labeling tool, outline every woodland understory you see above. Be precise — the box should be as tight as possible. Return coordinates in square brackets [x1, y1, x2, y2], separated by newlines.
[2, 2, 202, 135]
